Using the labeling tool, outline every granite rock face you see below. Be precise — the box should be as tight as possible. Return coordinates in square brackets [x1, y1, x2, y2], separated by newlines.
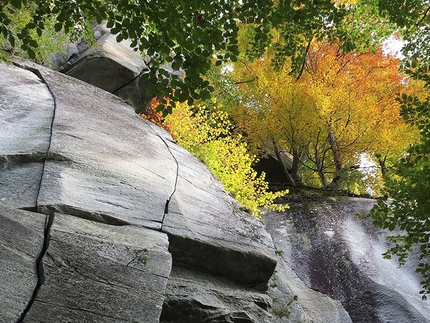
[0, 62, 279, 322]
[2, 61, 429, 323]
[264, 198, 430, 323]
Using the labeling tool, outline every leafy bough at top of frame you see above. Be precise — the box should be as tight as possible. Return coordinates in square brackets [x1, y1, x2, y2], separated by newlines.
[0, 0, 403, 113]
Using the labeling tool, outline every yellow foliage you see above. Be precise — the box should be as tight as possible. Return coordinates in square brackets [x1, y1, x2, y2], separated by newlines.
[165, 99, 289, 217]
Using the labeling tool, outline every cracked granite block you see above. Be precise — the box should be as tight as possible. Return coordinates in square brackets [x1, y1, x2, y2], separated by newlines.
[23, 213, 171, 323]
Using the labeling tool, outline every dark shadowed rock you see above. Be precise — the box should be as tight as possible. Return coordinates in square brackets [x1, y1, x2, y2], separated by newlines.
[60, 23, 151, 114]
[161, 266, 274, 323]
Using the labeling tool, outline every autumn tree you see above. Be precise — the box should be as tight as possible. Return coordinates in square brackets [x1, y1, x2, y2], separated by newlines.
[300, 42, 413, 190]
[162, 98, 289, 217]
[221, 40, 411, 192]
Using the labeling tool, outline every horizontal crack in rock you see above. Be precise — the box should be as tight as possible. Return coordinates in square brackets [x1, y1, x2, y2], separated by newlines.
[39, 204, 130, 226]
[0, 153, 46, 168]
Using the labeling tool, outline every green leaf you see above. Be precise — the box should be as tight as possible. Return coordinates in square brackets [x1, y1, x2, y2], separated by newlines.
[28, 39, 38, 48]
[155, 104, 165, 112]
[11, 0, 22, 9]
[54, 23, 63, 32]
[27, 48, 36, 59]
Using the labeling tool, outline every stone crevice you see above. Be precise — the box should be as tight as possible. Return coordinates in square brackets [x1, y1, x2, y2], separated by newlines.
[11, 64, 58, 323]
[13, 65, 57, 212]
[16, 213, 54, 323]
[112, 68, 147, 96]
[146, 123, 179, 226]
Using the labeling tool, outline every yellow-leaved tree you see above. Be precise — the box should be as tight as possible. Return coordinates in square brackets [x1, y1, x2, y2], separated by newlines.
[153, 98, 289, 217]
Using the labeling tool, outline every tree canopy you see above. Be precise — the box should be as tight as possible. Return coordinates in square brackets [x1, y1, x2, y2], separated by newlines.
[0, 0, 398, 110]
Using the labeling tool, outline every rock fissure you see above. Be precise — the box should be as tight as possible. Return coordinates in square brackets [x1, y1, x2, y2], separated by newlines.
[112, 68, 147, 96]
[16, 213, 54, 323]
[0, 153, 47, 168]
[146, 123, 179, 225]
[12, 64, 57, 212]
[40, 204, 130, 226]
[9, 64, 59, 323]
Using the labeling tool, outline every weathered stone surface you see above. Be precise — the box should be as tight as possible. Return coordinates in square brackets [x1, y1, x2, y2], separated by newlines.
[161, 266, 274, 323]
[1, 62, 280, 322]
[264, 198, 430, 323]
[23, 213, 171, 323]
[6, 59, 428, 323]
[0, 64, 53, 209]
[0, 208, 46, 323]
[268, 257, 352, 323]
[14, 62, 177, 230]
[162, 141, 277, 286]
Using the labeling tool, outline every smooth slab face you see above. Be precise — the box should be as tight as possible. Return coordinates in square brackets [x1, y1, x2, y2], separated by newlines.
[0, 63, 54, 209]
[29, 65, 177, 229]
[0, 208, 46, 323]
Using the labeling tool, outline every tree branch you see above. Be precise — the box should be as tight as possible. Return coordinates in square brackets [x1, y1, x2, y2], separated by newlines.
[233, 76, 257, 85]
[416, 5, 430, 27]
[296, 38, 313, 81]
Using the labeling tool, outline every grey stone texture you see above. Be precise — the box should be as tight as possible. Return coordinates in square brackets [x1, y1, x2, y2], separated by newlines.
[264, 198, 430, 323]
[0, 62, 278, 322]
[1, 61, 429, 322]
[0, 208, 46, 323]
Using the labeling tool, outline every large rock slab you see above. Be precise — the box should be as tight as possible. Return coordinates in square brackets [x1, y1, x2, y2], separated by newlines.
[0, 64, 54, 209]
[61, 23, 151, 114]
[1, 62, 280, 321]
[24, 213, 171, 323]
[264, 198, 430, 323]
[14, 62, 177, 230]
[0, 208, 46, 323]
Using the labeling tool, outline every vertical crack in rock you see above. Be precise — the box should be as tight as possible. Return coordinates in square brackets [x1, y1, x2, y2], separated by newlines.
[12, 63, 57, 211]
[16, 213, 54, 323]
[13, 64, 58, 322]
[146, 123, 179, 224]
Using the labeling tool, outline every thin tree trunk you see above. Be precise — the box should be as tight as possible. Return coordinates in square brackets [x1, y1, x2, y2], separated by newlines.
[315, 150, 329, 188]
[290, 148, 303, 184]
[376, 154, 388, 178]
[327, 130, 343, 190]
[272, 139, 296, 186]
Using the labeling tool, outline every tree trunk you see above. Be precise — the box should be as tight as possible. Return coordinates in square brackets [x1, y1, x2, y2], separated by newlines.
[272, 140, 296, 186]
[315, 150, 329, 188]
[376, 154, 388, 178]
[290, 148, 303, 185]
[327, 130, 343, 190]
